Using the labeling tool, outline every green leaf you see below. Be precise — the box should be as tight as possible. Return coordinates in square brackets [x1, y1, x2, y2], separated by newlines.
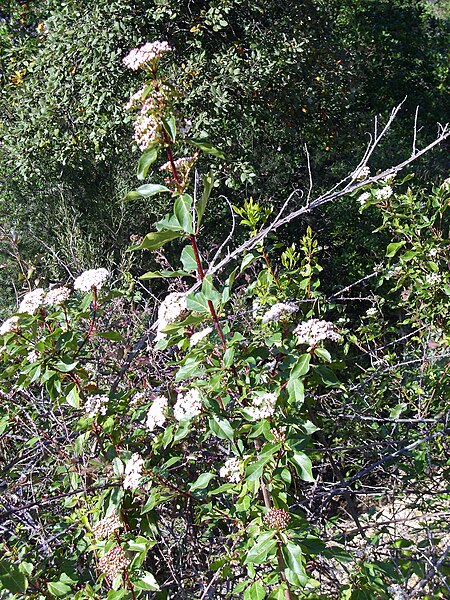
[241, 252, 258, 272]
[181, 245, 197, 272]
[291, 353, 311, 378]
[187, 136, 225, 159]
[54, 358, 78, 373]
[314, 365, 341, 388]
[209, 416, 235, 441]
[314, 347, 331, 363]
[287, 378, 304, 406]
[244, 581, 266, 600]
[386, 241, 406, 257]
[245, 454, 273, 481]
[175, 358, 204, 381]
[139, 270, 191, 280]
[162, 115, 176, 142]
[289, 452, 314, 482]
[223, 347, 235, 369]
[174, 195, 194, 234]
[133, 572, 160, 591]
[134, 183, 172, 198]
[186, 291, 210, 313]
[245, 532, 276, 564]
[137, 145, 159, 180]
[130, 230, 182, 251]
[189, 472, 215, 492]
[282, 542, 309, 587]
[197, 170, 215, 225]
[97, 331, 123, 341]
[0, 562, 28, 594]
[65, 384, 80, 408]
[47, 581, 72, 597]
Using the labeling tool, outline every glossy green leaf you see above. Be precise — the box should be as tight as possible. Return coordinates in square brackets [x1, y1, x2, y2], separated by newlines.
[134, 183, 172, 198]
[133, 572, 160, 591]
[209, 416, 234, 441]
[189, 472, 215, 491]
[289, 452, 314, 482]
[174, 194, 194, 234]
[186, 292, 210, 313]
[0, 562, 28, 594]
[187, 136, 225, 159]
[283, 541, 309, 587]
[47, 581, 71, 597]
[245, 532, 276, 564]
[386, 241, 406, 257]
[291, 353, 311, 378]
[244, 581, 266, 600]
[130, 230, 182, 251]
[137, 145, 159, 180]
[181, 245, 197, 272]
[162, 115, 176, 142]
[196, 170, 215, 225]
[287, 377, 304, 407]
[139, 270, 191, 280]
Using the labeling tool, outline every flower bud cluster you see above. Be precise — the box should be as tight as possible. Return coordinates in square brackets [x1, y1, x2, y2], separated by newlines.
[74, 268, 109, 292]
[98, 545, 129, 580]
[247, 392, 277, 420]
[263, 508, 291, 530]
[219, 457, 241, 483]
[261, 302, 297, 324]
[294, 319, 341, 347]
[155, 292, 187, 341]
[146, 395, 168, 431]
[173, 388, 202, 421]
[123, 453, 144, 491]
[92, 512, 121, 540]
[271, 427, 287, 443]
[84, 394, 108, 418]
[122, 41, 172, 71]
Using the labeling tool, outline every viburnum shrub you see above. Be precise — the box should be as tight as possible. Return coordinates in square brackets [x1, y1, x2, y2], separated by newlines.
[1, 41, 449, 600]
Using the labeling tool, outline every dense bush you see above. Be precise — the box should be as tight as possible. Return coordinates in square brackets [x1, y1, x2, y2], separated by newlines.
[0, 41, 449, 600]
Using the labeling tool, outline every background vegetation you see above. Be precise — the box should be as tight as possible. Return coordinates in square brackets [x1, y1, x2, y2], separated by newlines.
[0, 1, 449, 599]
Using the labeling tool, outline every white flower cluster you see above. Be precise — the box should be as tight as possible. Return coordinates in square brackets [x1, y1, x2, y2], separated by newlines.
[425, 272, 441, 285]
[354, 166, 371, 180]
[133, 112, 159, 151]
[375, 185, 393, 200]
[190, 327, 213, 347]
[27, 350, 38, 363]
[0, 316, 20, 335]
[122, 41, 172, 71]
[387, 584, 408, 600]
[84, 394, 108, 418]
[146, 395, 168, 431]
[155, 292, 187, 341]
[365, 307, 378, 318]
[74, 268, 109, 292]
[294, 319, 341, 346]
[160, 156, 197, 172]
[261, 302, 297, 324]
[18, 288, 45, 314]
[123, 453, 144, 490]
[92, 512, 121, 540]
[219, 457, 241, 483]
[173, 388, 202, 421]
[247, 392, 277, 420]
[44, 286, 71, 306]
[358, 191, 371, 206]
[124, 87, 145, 110]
